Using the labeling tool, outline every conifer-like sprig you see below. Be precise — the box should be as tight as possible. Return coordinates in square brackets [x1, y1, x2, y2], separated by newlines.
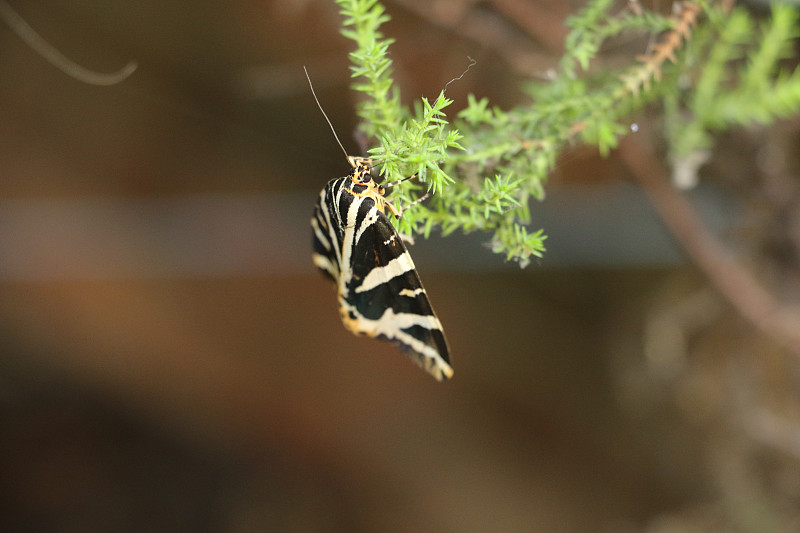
[334, 0, 800, 265]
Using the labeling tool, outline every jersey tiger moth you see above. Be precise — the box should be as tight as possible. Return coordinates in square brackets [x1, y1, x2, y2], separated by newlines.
[305, 69, 453, 381]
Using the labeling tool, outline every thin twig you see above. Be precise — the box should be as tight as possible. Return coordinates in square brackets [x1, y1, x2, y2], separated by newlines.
[618, 130, 800, 357]
[0, 0, 137, 85]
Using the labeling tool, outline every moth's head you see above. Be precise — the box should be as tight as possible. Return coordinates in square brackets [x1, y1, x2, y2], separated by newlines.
[349, 158, 375, 185]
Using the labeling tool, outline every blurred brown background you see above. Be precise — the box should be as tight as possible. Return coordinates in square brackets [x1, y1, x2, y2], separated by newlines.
[1, 1, 799, 532]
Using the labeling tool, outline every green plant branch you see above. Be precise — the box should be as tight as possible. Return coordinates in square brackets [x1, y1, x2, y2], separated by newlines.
[337, 0, 400, 138]
[334, 0, 800, 266]
[669, 2, 800, 168]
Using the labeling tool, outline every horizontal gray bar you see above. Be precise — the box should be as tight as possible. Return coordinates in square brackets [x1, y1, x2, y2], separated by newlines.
[0, 184, 734, 281]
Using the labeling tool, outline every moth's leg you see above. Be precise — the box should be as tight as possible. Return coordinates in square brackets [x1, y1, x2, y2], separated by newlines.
[384, 200, 417, 245]
[382, 173, 431, 222]
[381, 174, 416, 190]
[394, 192, 430, 220]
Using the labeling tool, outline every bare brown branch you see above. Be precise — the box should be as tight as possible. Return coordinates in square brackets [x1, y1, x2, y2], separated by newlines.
[392, 0, 557, 75]
[485, 0, 569, 53]
[618, 131, 800, 357]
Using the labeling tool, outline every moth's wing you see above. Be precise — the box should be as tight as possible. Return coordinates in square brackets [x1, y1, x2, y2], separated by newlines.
[340, 204, 453, 381]
[311, 180, 342, 283]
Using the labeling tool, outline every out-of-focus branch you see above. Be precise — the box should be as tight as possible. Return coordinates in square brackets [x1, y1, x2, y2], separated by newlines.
[618, 130, 800, 357]
[392, 0, 557, 75]
[486, 0, 568, 53]
[0, 0, 137, 85]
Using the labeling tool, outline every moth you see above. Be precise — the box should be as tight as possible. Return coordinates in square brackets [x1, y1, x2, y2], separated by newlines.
[305, 69, 453, 381]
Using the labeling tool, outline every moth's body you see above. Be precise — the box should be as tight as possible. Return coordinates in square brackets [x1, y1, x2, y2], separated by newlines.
[311, 159, 453, 381]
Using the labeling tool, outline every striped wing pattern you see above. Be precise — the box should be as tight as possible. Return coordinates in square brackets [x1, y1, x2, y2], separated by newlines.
[311, 174, 453, 381]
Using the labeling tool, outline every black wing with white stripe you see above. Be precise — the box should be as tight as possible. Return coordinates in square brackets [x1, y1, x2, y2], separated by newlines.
[311, 166, 453, 381]
[311, 177, 344, 284]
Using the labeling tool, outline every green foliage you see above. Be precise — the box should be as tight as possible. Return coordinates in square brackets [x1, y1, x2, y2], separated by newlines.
[561, 0, 672, 78]
[372, 93, 463, 196]
[336, 0, 399, 137]
[333, 0, 800, 266]
[670, 3, 800, 164]
[335, 0, 461, 219]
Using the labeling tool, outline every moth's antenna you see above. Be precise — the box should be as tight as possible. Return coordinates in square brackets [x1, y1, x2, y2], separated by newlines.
[304, 66, 350, 161]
